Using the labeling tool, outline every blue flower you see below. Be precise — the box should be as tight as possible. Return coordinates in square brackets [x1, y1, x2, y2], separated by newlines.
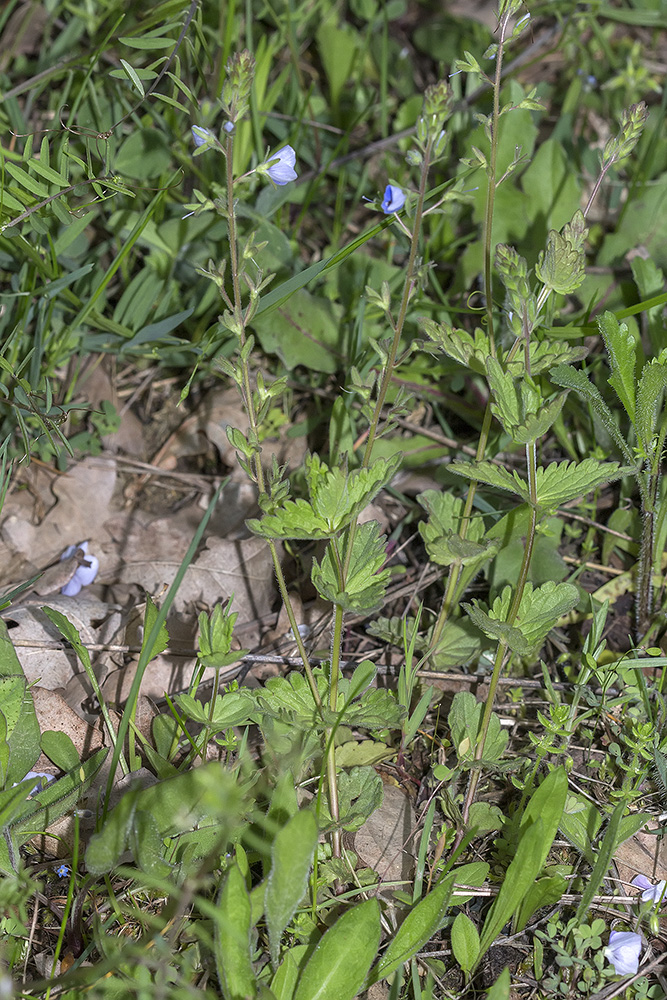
[632, 874, 666, 904]
[60, 541, 99, 597]
[381, 184, 406, 214]
[192, 126, 213, 148]
[605, 931, 642, 975]
[55, 864, 70, 878]
[264, 146, 297, 185]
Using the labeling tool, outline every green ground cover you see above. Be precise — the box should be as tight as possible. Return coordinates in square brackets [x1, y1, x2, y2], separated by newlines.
[1, 0, 667, 996]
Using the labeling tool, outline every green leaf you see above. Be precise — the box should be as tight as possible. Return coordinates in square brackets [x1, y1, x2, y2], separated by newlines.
[2, 747, 108, 873]
[486, 359, 568, 444]
[422, 321, 491, 375]
[636, 355, 667, 455]
[465, 582, 579, 656]
[0, 620, 40, 785]
[486, 967, 510, 1000]
[40, 731, 80, 771]
[513, 874, 566, 933]
[448, 461, 526, 499]
[315, 20, 362, 110]
[418, 490, 498, 570]
[247, 498, 332, 540]
[598, 311, 637, 423]
[265, 810, 318, 967]
[215, 864, 257, 1000]
[86, 764, 243, 874]
[319, 767, 383, 833]
[453, 458, 625, 511]
[451, 912, 480, 974]
[252, 290, 342, 374]
[311, 521, 390, 614]
[293, 899, 380, 1000]
[477, 818, 546, 962]
[198, 598, 249, 669]
[448, 692, 507, 764]
[175, 690, 255, 729]
[558, 793, 603, 865]
[532, 459, 626, 509]
[505, 340, 588, 378]
[535, 228, 586, 295]
[271, 946, 311, 1000]
[574, 801, 625, 924]
[114, 130, 173, 180]
[366, 874, 454, 985]
[550, 363, 634, 463]
[366, 616, 481, 669]
[520, 144, 582, 235]
[311, 455, 401, 530]
[142, 596, 169, 660]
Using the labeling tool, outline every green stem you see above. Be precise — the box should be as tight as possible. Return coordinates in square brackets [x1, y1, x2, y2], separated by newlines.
[327, 602, 345, 858]
[428, 404, 493, 655]
[361, 140, 434, 470]
[461, 440, 538, 825]
[224, 133, 322, 713]
[482, 10, 512, 359]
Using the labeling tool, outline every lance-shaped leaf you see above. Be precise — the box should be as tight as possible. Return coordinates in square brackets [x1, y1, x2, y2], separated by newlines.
[465, 581, 579, 655]
[311, 521, 390, 614]
[635, 353, 667, 456]
[550, 363, 634, 462]
[293, 899, 381, 1000]
[0, 620, 41, 787]
[265, 810, 318, 967]
[599, 311, 638, 424]
[214, 863, 257, 1000]
[1, 747, 108, 873]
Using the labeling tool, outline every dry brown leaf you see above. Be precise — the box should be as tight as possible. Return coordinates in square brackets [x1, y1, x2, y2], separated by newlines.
[79, 361, 146, 458]
[614, 822, 667, 891]
[7, 594, 114, 689]
[32, 687, 105, 765]
[2, 457, 117, 572]
[354, 781, 415, 887]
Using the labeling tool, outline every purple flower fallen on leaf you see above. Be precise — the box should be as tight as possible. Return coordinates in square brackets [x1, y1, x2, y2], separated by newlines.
[605, 931, 642, 975]
[264, 146, 297, 185]
[60, 541, 99, 597]
[191, 125, 213, 148]
[13, 771, 54, 796]
[381, 184, 406, 214]
[632, 874, 666, 904]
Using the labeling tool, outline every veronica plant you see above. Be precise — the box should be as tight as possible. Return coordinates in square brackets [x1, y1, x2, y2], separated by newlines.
[415, 0, 649, 830]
